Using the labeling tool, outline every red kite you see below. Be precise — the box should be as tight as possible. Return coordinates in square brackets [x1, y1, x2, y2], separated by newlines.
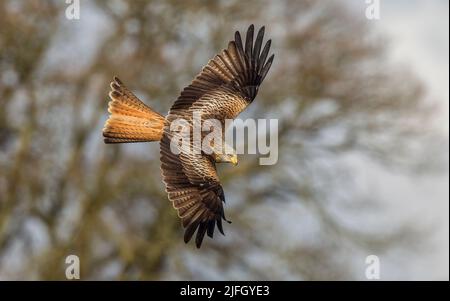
[103, 25, 274, 248]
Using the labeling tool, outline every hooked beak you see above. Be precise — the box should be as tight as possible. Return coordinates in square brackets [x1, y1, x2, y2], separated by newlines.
[231, 155, 238, 166]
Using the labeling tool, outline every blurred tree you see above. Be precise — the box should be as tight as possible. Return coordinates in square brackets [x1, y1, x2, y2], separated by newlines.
[0, 0, 444, 280]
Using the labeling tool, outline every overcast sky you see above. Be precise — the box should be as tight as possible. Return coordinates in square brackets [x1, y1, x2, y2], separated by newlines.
[345, 0, 449, 280]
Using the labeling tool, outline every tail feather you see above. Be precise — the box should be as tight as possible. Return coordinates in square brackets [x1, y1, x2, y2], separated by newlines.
[103, 77, 165, 144]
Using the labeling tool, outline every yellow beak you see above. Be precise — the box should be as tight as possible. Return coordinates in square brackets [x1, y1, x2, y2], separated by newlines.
[230, 155, 238, 166]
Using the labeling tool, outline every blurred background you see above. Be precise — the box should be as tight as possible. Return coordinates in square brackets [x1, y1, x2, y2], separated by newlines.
[0, 0, 448, 280]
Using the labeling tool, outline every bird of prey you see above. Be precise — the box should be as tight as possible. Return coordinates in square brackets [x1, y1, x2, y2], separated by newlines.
[103, 25, 274, 248]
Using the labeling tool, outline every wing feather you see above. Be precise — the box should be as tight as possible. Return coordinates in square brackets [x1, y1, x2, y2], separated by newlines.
[160, 133, 229, 248]
[169, 24, 274, 114]
[160, 25, 274, 248]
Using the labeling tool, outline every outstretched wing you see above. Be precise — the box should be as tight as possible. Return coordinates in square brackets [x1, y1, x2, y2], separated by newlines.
[168, 24, 274, 120]
[160, 25, 274, 248]
[160, 133, 230, 248]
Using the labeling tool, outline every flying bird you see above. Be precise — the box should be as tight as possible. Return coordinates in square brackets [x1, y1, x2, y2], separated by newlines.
[103, 25, 274, 248]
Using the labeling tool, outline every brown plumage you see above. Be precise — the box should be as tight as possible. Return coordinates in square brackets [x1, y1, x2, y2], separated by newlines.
[103, 25, 274, 248]
[103, 78, 165, 143]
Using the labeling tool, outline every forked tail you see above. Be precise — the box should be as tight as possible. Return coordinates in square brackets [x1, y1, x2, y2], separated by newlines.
[103, 77, 165, 143]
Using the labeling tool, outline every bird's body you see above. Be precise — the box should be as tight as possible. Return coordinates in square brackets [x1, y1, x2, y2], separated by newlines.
[103, 25, 274, 248]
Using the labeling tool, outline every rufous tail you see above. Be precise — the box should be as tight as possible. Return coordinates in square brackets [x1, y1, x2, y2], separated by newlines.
[103, 77, 165, 143]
